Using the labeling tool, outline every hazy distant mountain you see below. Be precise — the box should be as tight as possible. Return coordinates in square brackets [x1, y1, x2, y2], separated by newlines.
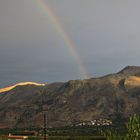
[0, 66, 140, 129]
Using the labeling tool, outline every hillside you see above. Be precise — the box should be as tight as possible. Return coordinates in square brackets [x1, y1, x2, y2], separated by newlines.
[0, 66, 140, 129]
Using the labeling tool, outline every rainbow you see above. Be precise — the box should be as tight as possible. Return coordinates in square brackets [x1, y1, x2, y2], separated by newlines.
[37, 0, 90, 79]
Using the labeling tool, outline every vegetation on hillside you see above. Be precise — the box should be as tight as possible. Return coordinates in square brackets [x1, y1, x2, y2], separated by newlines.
[100, 114, 140, 140]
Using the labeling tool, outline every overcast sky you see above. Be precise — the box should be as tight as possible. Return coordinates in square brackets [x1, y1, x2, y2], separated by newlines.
[0, 0, 140, 87]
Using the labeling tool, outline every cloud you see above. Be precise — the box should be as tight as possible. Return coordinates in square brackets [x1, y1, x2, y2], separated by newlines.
[0, 0, 140, 87]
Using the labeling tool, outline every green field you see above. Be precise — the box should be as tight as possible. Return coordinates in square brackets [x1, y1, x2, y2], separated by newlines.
[0, 136, 105, 140]
[46, 136, 106, 140]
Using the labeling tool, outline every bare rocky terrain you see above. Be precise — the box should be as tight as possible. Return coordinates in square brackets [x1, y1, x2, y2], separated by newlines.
[0, 66, 140, 129]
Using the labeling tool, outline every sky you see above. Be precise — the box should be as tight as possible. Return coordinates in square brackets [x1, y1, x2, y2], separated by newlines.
[0, 0, 140, 87]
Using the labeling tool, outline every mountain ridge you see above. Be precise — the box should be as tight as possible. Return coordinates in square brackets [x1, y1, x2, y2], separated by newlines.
[118, 65, 140, 75]
[0, 66, 140, 128]
[0, 82, 45, 93]
[1, 65, 140, 92]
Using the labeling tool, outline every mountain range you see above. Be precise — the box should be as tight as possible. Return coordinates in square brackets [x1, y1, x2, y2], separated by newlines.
[0, 66, 140, 129]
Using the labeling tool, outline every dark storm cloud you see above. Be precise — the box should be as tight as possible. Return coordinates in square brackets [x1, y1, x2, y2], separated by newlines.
[0, 0, 140, 87]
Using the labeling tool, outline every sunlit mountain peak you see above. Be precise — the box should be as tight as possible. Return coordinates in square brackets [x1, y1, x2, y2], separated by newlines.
[0, 82, 45, 93]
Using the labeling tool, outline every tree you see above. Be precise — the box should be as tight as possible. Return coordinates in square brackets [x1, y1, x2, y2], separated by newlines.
[100, 114, 140, 140]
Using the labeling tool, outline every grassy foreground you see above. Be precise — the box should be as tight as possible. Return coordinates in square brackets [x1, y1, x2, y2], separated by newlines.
[0, 136, 105, 140]
[46, 136, 105, 140]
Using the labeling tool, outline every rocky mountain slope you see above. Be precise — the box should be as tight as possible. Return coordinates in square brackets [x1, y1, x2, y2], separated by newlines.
[0, 66, 140, 129]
